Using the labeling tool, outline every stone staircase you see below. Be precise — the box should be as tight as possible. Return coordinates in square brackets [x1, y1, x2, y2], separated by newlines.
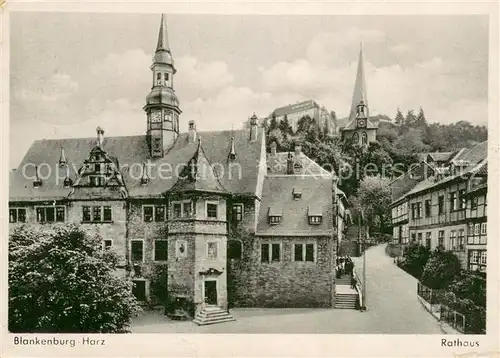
[334, 275, 358, 309]
[193, 305, 235, 326]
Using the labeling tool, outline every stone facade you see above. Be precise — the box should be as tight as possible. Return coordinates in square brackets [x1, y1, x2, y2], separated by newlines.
[229, 235, 334, 308]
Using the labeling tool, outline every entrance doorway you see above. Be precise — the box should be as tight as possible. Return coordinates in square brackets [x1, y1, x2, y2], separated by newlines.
[204, 280, 217, 305]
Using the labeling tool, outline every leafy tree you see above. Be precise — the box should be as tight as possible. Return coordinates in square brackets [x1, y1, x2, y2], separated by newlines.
[357, 175, 392, 234]
[405, 109, 417, 126]
[394, 108, 405, 125]
[296, 115, 317, 134]
[421, 247, 462, 289]
[269, 113, 278, 131]
[278, 114, 294, 137]
[9, 225, 141, 333]
[416, 107, 427, 127]
[393, 128, 429, 157]
[449, 271, 486, 308]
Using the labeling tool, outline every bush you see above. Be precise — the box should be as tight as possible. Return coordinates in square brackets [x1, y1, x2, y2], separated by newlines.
[402, 243, 431, 279]
[421, 248, 462, 289]
[449, 271, 486, 308]
[9, 225, 141, 333]
[441, 291, 486, 334]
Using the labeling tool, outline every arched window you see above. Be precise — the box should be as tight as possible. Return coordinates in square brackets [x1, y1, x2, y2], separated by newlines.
[228, 240, 242, 260]
[352, 132, 359, 144]
[361, 132, 368, 145]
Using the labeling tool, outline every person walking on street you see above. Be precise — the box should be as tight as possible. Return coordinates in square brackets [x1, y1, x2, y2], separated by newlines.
[351, 276, 357, 289]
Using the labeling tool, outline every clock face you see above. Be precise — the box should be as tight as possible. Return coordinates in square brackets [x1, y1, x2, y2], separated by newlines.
[150, 111, 162, 123]
[358, 119, 366, 128]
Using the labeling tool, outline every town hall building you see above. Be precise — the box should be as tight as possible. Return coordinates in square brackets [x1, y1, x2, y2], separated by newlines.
[9, 15, 340, 324]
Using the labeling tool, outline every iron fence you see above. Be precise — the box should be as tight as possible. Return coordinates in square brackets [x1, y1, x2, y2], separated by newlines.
[440, 304, 466, 333]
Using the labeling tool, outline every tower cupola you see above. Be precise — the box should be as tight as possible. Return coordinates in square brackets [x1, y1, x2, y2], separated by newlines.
[144, 14, 182, 158]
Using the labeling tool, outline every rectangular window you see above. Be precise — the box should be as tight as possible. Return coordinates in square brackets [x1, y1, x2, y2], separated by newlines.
[271, 243, 281, 262]
[155, 205, 165, 222]
[416, 202, 422, 218]
[411, 204, 416, 219]
[173, 203, 182, 219]
[172, 201, 191, 219]
[425, 232, 431, 248]
[450, 230, 457, 250]
[411, 233, 416, 242]
[471, 196, 478, 210]
[458, 229, 465, 250]
[481, 222, 487, 235]
[438, 230, 445, 248]
[474, 223, 480, 235]
[233, 203, 244, 222]
[207, 203, 218, 219]
[36, 206, 64, 223]
[9, 208, 26, 223]
[207, 242, 218, 260]
[143, 206, 154, 222]
[425, 200, 432, 217]
[261, 243, 270, 263]
[294, 244, 303, 261]
[261, 243, 281, 263]
[154, 240, 168, 261]
[103, 206, 112, 221]
[438, 196, 445, 214]
[182, 202, 192, 218]
[459, 189, 466, 209]
[83, 206, 91, 222]
[93, 206, 102, 221]
[450, 192, 457, 211]
[103, 239, 112, 249]
[305, 244, 314, 262]
[480, 251, 487, 265]
[131, 240, 144, 262]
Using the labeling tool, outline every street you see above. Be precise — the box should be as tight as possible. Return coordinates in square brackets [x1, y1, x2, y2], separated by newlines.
[131, 244, 443, 333]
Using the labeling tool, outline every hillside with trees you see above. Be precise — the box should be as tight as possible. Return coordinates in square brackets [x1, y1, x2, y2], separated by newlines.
[263, 108, 487, 236]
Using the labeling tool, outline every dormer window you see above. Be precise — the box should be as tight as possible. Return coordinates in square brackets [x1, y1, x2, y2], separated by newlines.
[268, 205, 282, 225]
[308, 206, 323, 225]
[309, 216, 322, 225]
[292, 189, 302, 200]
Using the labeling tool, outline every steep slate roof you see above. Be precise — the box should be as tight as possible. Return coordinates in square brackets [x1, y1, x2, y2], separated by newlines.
[10, 128, 265, 201]
[404, 141, 488, 198]
[256, 175, 333, 236]
[266, 152, 332, 176]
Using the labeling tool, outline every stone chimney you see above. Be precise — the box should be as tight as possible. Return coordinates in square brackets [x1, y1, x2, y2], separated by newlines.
[188, 120, 197, 143]
[270, 141, 277, 157]
[286, 152, 294, 174]
[294, 144, 302, 157]
[96, 127, 105, 147]
[249, 113, 258, 142]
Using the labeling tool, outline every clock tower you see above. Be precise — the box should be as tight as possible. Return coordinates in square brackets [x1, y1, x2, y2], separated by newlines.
[144, 14, 181, 158]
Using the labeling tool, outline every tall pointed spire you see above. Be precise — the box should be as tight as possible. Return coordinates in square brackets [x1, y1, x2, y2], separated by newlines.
[156, 13, 170, 53]
[349, 42, 368, 122]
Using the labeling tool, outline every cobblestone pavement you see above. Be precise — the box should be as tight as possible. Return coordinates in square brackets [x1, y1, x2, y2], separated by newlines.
[131, 244, 443, 334]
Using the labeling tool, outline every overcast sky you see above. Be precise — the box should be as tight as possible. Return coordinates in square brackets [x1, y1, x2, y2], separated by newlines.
[10, 12, 488, 168]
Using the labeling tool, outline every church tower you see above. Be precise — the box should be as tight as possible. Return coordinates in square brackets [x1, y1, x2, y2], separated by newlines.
[144, 14, 181, 158]
[341, 43, 378, 146]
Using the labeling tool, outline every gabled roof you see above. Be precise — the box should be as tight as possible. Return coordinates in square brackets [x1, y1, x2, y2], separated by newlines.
[10, 128, 265, 201]
[404, 141, 488, 198]
[266, 152, 332, 177]
[256, 175, 333, 236]
[169, 139, 227, 194]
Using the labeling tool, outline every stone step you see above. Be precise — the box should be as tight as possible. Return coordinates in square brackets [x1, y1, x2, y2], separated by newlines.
[193, 315, 235, 326]
[197, 311, 233, 319]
